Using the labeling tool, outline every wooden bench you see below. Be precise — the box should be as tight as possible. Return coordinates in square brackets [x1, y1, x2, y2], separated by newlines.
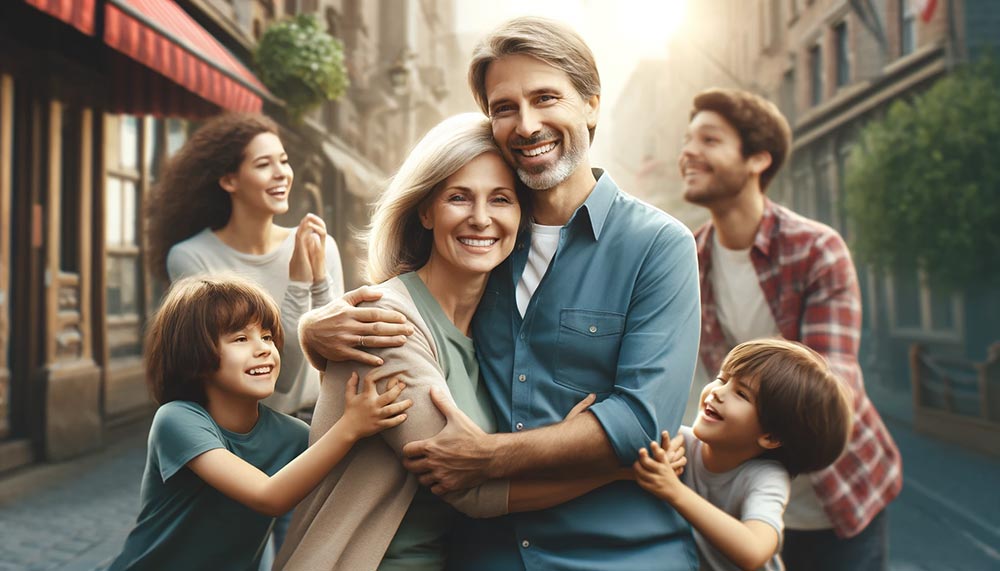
[910, 343, 1000, 456]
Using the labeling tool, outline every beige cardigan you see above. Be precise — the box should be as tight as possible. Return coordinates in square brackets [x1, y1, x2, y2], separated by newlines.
[275, 277, 509, 571]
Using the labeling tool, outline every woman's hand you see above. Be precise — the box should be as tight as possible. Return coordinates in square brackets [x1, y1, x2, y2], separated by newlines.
[288, 215, 315, 283]
[303, 213, 328, 285]
[289, 214, 326, 283]
[633, 431, 686, 502]
[338, 372, 412, 441]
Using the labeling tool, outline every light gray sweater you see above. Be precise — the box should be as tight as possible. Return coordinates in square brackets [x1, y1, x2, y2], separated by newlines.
[166, 227, 344, 413]
[275, 277, 508, 571]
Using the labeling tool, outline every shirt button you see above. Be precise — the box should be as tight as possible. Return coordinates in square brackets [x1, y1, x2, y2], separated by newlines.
[518, 374, 526, 382]
[515, 422, 524, 431]
[588, 325, 598, 333]
[521, 539, 530, 548]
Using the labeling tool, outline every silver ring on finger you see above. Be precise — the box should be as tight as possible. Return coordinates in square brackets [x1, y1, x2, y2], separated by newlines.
[359, 335, 367, 347]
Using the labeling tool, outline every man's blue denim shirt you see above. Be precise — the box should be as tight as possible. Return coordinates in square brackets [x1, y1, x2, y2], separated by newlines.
[456, 170, 701, 571]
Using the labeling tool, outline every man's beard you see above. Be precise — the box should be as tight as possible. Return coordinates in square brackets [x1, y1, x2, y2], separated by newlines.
[513, 124, 589, 191]
[683, 166, 749, 206]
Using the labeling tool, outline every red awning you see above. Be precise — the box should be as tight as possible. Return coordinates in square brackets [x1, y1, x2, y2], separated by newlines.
[23, 0, 96, 35]
[104, 0, 270, 114]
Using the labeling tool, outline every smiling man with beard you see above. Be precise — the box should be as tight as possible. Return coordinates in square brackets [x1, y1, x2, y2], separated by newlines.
[393, 17, 702, 571]
[297, 17, 702, 571]
[679, 88, 902, 571]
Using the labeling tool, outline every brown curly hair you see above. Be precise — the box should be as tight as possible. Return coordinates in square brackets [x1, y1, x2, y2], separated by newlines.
[145, 114, 280, 281]
[691, 88, 791, 191]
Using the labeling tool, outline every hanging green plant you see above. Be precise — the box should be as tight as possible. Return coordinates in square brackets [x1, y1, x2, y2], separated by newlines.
[255, 14, 349, 122]
[844, 57, 1000, 290]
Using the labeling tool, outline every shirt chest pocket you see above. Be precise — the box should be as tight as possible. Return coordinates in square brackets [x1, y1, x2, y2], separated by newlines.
[553, 309, 626, 395]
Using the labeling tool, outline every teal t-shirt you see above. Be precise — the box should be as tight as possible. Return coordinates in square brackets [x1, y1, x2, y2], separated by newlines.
[379, 272, 497, 571]
[109, 401, 309, 571]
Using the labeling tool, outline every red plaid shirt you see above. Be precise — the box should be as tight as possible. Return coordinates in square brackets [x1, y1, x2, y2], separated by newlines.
[695, 198, 902, 538]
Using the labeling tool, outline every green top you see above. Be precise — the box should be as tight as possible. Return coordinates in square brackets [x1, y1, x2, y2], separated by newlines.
[379, 272, 496, 571]
[109, 402, 308, 571]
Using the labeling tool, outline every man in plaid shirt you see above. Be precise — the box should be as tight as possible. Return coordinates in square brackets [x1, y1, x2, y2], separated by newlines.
[680, 88, 902, 570]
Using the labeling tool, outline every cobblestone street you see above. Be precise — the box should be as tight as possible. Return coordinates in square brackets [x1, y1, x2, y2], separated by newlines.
[0, 421, 148, 571]
[1, 408, 998, 571]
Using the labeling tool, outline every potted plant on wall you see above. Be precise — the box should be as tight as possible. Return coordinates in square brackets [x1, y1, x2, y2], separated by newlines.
[255, 14, 349, 122]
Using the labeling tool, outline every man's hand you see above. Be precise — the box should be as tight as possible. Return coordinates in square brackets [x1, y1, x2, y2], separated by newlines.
[301, 286, 414, 367]
[402, 387, 494, 495]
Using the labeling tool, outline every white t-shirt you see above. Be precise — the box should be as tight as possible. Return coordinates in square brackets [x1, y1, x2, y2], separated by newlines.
[167, 228, 344, 414]
[680, 426, 789, 571]
[683, 234, 780, 423]
[710, 232, 781, 346]
[703, 231, 833, 531]
[516, 223, 561, 317]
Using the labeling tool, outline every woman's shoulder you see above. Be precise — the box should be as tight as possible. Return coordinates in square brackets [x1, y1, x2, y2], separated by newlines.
[361, 277, 418, 313]
[359, 276, 435, 350]
[169, 228, 214, 253]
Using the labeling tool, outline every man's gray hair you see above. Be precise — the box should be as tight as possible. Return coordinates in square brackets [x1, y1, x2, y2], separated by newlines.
[468, 16, 601, 142]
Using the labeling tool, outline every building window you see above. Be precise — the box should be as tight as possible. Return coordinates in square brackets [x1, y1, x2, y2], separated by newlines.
[888, 269, 963, 341]
[105, 115, 142, 357]
[901, 0, 917, 56]
[780, 66, 797, 125]
[809, 44, 823, 106]
[835, 22, 850, 88]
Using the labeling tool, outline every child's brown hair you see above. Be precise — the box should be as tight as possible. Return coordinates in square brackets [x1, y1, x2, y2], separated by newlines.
[721, 339, 852, 476]
[144, 275, 284, 405]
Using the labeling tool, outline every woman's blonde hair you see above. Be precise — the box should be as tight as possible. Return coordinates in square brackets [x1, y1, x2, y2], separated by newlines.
[365, 113, 526, 284]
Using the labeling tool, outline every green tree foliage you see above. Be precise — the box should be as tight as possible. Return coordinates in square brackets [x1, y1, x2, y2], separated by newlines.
[845, 59, 1000, 289]
[255, 14, 348, 122]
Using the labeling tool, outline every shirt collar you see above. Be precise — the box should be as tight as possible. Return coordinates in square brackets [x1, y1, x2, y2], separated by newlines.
[696, 196, 780, 259]
[754, 197, 779, 258]
[570, 168, 617, 240]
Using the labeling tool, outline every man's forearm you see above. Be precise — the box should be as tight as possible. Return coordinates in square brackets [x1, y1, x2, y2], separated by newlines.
[485, 412, 621, 480]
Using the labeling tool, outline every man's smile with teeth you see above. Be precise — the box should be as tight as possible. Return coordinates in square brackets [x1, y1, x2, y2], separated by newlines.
[519, 142, 557, 157]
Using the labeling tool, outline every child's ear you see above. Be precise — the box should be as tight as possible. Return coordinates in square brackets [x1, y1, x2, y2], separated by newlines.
[757, 433, 782, 450]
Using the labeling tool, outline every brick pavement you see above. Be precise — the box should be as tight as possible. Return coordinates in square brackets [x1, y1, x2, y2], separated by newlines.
[1, 397, 998, 571]
[0, 419, 149, 571]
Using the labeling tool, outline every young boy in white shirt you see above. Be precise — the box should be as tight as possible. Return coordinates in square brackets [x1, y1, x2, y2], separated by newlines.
[636, 339, 852, 571]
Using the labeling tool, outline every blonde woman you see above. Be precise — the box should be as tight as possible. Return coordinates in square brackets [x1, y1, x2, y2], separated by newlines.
[275, 114, 637, 571]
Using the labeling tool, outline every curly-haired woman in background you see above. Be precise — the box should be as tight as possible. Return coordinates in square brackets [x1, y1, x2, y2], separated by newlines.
[146, 113, 344, 417]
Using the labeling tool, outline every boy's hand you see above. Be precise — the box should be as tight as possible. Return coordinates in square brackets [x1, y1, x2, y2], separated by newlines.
[340, 372, 412, 441]
[633, 430, 685, 502]
[666, 431, 687, 476]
